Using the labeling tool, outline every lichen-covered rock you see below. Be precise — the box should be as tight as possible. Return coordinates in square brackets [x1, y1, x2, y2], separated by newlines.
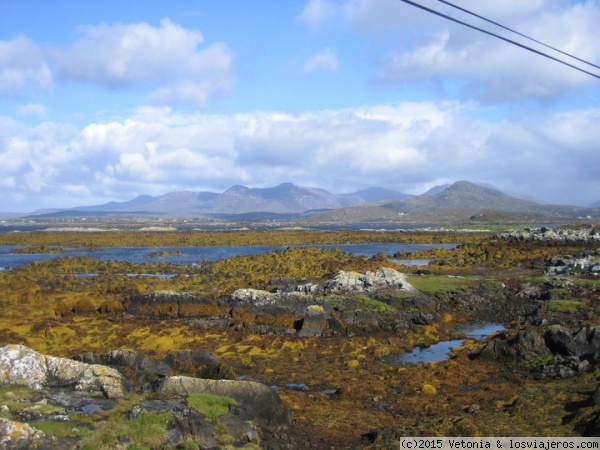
[0, 345, 47, 390]
[157, 376, 290, 427]
[0, 418, 46, 449]
[231, 288, 279, 305]
[0, 344, 124, 399]
[325, 268, 416, 293]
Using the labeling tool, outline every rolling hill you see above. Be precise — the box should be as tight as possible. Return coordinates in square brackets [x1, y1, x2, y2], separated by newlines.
[26, 183, 408, 219]
[303, 181, 599, 225]
[21, 180, 599, 224]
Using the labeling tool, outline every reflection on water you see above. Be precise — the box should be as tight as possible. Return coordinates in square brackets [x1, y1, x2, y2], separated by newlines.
[383, 323, 505, 365]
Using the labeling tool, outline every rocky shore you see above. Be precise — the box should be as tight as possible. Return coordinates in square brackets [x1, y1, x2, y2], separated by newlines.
[0, 344, 290, 449]
[0, 227, 599, 448]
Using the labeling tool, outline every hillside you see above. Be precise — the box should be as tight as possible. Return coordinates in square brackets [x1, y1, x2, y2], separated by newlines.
[24, 183, 407, 219]
[304, 181, 599, 225]
[19, 180, 599, 224]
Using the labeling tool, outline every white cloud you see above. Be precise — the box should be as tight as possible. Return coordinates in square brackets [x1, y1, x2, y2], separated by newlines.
[298, 0, 338, 29]
[0, 36, 52, 95]
[302, 48, 339, 73]
[1, 103, 600, 211]
[16, 103, 48, 118]
[52, 18, 235, 106]
[304, 0, 600, 102]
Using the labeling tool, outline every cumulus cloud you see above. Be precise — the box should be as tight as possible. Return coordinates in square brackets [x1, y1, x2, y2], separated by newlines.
[1, 103, 599, 211]
[0, 36, 52, 95]
[51, 18, 235, 106]
[300, 0, 600, 102]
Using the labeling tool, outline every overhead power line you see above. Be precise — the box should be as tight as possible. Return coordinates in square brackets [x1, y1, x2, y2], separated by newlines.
[435, 0, 600, 72]
[398, 0, 600, 80]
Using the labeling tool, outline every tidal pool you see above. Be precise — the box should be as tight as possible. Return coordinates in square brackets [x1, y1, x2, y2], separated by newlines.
[383, 323, 505, 365]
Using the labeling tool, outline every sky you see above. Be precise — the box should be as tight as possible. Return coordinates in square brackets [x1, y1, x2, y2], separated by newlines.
[1, 0, 599, 212]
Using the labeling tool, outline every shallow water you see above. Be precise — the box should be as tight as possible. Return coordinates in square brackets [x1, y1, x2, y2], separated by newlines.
[383, 323, 505, 365]
[0, 243, 456, 270]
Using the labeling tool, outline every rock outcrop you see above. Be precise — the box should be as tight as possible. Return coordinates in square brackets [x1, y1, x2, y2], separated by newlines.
[325, 268, 417, 293]
[0, 344, 124, 398]
[0, 345, 290, 449]
[471, 324, 600, 378]
[544, 253, 600, 276]
[158, 376, 291, 427]
[124, 268, 423, 337]
[75, 348, 238, 392]
[0, 418, 47, 450]
[501, 227, 600, 242]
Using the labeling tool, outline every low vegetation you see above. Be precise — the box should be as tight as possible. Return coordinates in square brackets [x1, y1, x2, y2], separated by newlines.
[187, 393, 239, 423]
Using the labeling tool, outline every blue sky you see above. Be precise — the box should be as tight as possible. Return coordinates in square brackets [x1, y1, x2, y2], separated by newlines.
[1, 0, 599, 212]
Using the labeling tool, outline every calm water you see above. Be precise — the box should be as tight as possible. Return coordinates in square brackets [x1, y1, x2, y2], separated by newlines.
[0, 243, 456, 271]
[384, 323, 505, 365]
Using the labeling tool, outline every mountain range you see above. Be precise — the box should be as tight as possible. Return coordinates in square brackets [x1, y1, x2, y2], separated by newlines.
[19, 181, 600, 224]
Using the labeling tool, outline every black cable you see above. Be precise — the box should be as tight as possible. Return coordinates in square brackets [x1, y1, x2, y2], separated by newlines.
[398, 0, 600, 80]
[435, 0, 600, 71]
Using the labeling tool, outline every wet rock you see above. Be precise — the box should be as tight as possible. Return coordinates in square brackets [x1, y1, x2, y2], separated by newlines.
[470, 328, 550, 361]
[76, 348, 237, 392]
[76, 349, 167, 393]
[164, 350, 237, 380]
[0, 345, 124, 399]
[167, 407, 220, 448]
[297, 305, 328, 337]
[544, 325, 600, 359]
[541, 357, 578, 379]
[157, 376, 291, 427]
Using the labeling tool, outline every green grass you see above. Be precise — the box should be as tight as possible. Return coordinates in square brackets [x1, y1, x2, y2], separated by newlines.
[77, 411, 173, 449]
[353, 294, 397, 315]
[407, 274, 479, 294]
[187, 393, 239, 423]
[29, 420, 90, 438]
[0, 386, 64, 420]
[518, 355, 555, 371]
[547, 299, 588, 314]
